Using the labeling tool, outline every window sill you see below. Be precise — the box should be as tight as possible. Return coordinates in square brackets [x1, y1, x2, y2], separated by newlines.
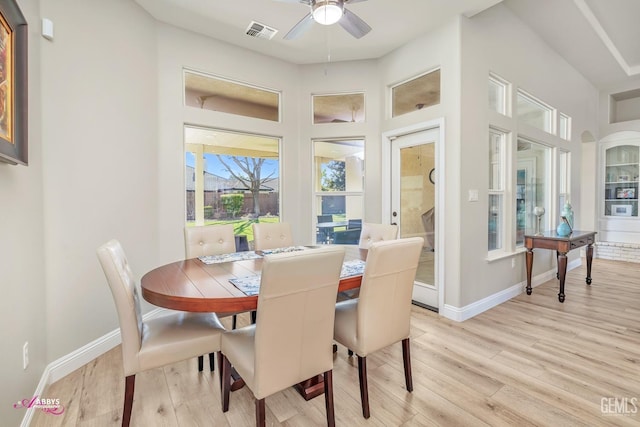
[485, 247, 526, 263]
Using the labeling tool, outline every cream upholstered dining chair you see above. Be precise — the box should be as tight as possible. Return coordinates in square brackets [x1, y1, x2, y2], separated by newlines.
[357, 222, 399, 249]
[251, 222, 294, 251]
[97, 239, 225, 427]
[333, 237, 423, 419]
[184, 224, 241, 372]
[220, 246, 346, 427]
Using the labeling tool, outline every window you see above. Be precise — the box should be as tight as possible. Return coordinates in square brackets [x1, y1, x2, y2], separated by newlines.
[489, 129, 506, 251]
[488, 73, 509, 115]
[184, 126, 280, 243]
[391, 69, 440, 117]
[517, 90, 553, 134]
[516, 138, 551, 244]
[558, 113, 571, 140]
[558, 150, 571, 210]
[313, 139, 364, 244]
[313, 93, 365, 124]
[184, 70, 280, 122]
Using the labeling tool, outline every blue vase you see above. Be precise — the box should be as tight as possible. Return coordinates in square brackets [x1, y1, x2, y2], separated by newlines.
[556, 221, 571, 237]
[561, 202, 574, 229]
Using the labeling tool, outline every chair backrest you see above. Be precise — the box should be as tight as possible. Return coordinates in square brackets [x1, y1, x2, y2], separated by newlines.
[184, 224, 236, 258]
[356, 237, 423, 355]
[332, 228, 362, 245]
[347, 219, 362, 230]
[96, 240, 143, 376]
[358, 223, 399, 249]
[317, 214, 333, 223]
[252, 246, 345, 399]
[252, 222, 294, 251]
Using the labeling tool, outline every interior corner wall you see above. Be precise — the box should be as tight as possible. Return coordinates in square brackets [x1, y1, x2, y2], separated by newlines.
[0, 1, 45, 425]
[378, 18, 463, 308]
[457, 4, 599, 307]
[40, 0, 158, 361]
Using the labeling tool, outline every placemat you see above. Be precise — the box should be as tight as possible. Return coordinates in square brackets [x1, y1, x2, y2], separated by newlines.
[198, 251, 262, 265]
[229, 259, 366, 296]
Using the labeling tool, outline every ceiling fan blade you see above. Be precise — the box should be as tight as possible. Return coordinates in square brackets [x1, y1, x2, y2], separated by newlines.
[283, 13, 315, 40]
[339, 9, 371, 39]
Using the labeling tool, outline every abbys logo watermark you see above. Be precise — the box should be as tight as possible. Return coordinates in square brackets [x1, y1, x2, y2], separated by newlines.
[13, 396, 64, 415]
[601, 397, 638, 416]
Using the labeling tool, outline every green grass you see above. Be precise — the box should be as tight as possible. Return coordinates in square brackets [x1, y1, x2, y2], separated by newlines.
[186, 216, 280, 242]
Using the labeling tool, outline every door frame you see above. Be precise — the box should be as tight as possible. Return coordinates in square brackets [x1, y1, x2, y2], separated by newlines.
[382, 118, 445, 311]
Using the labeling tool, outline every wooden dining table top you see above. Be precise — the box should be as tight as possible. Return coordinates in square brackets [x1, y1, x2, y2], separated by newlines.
[141, 245, 367, 313]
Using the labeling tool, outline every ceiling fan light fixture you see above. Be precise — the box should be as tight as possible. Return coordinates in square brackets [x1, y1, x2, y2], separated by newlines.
[312, 0, 343, 25]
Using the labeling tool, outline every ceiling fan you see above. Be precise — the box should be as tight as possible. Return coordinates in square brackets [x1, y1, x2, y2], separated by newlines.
[276, 0, 372, 40]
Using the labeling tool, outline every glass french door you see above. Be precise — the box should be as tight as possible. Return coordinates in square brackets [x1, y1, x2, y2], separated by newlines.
[391, 128, 439, 309]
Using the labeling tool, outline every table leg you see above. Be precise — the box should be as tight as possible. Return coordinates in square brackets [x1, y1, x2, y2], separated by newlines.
[526, 248, 534, 295]
[557, 252, 567, 303]
[556, 251, 560, 279]
[586, 243, 593, 285]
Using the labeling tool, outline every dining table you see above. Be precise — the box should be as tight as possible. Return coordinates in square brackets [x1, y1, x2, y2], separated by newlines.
[141, 244, 367, 400]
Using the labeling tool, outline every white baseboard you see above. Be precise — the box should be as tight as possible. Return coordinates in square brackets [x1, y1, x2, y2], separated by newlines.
[439, 257, 582, 322]
[21, 308, 167, 427]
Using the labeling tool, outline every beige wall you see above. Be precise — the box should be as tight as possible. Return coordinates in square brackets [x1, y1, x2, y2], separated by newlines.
[458, 4, 599, 306]
[0, 1, 45, 425]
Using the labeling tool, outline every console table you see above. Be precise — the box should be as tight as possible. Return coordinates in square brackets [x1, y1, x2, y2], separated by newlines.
[524, 230, 596, 302]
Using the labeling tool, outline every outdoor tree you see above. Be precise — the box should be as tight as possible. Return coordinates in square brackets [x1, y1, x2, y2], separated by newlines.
[321, 160, 346, 191]
[220, 194, 244, 218]
[216, 155, 276, 216]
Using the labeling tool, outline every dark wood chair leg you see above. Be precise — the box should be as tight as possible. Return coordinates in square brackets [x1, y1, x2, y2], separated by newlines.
[217, 352, 224, 393]
[209, 352, 215, 372]
[402, 338, 413, 392]
[232, 314, 237, 330]
[221, 355, 231, 412]
[256, 398, 266, 427]
[347, 349, 353, 356]
[251, 310, 257, 324]
[324, 370, 335, 427]
[197, 355, 204, 372]
[122, 374, 135, 427]
[357, 356, 370, 419]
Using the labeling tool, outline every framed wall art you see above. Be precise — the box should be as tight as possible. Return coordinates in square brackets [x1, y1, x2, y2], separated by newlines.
[0, 0, 27, 165]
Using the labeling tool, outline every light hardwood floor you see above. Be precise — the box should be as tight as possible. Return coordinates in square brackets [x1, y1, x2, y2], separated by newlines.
[32, 258, 640, 426]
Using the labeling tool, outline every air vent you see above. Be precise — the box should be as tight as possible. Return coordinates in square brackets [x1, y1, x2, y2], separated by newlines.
[245, 21, 278, 40]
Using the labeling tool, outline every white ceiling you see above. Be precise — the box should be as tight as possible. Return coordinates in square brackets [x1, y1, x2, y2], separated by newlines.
[135, 0, 640, 90]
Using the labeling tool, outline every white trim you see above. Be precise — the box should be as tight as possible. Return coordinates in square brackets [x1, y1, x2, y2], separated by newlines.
[439, 258, 582, 322]
[382, 119, 445, 312]
[20, 308, 168, 427]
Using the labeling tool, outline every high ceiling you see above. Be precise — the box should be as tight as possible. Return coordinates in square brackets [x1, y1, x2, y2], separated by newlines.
[135, 0, 640, 90]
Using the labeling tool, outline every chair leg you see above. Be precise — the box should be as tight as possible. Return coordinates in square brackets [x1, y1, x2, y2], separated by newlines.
[209, 352, 215, 372]
[217, 352, 224, 393]
[324, 370, 336, 427]
[250, 310, 257, 324]
[122, 374, 135, 427]
[255, 398, 266, 427]
[232, 314, 237, 330]
[357, 356, 370, 419]
[221, 355, 231, 412]
[347, 349, 353, 357]
[402, 338, 413, 392]
[197, 355, 204, 372]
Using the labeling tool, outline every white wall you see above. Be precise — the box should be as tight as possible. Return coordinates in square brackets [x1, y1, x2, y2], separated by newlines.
[40, 0, 158, 360]
[0, 1, 45, 425]
[458, 4, 598, 306]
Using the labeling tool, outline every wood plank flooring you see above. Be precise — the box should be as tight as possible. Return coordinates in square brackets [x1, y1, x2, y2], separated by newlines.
[32, 258, 640, 426]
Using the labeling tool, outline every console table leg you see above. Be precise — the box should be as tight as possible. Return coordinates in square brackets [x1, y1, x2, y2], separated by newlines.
[586, 244, 593, 285]
[557, 252, 567, 303]
[526, 249, 533, 295]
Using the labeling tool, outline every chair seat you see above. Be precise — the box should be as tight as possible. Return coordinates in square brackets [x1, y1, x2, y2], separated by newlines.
[221, 325, 257, 391]
[137, 312, 225, 373]
[333, 299, 358, 352]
